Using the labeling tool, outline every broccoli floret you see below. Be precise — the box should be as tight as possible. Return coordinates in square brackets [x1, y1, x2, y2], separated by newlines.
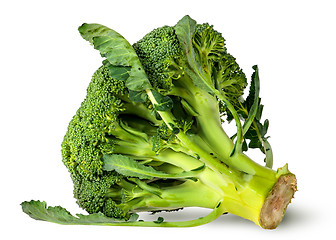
[21, 15, 297, 229]
[133, 26, 183, 90]
[60, 66, 128, 216]
[71, 173, 126, 218]
[61, 66, 125, 179]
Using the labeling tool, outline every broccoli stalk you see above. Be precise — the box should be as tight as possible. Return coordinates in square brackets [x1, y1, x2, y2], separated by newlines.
[21, 15, 297, 229]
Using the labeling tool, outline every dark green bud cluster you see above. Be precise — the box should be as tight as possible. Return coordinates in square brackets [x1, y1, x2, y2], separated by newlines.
[72, 173, 128, 219]
[62, 66, 126, 180]
[133, 26, 183, 90]
[151, 123, 175, 153]
[61, 66, 132, 217]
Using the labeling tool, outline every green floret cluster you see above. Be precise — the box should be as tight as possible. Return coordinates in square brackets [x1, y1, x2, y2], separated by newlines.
[61, 66, 125, 180]
[60, 66, 127, 218]
[133, 26, 183, 90]
[21, 15, 297, 229]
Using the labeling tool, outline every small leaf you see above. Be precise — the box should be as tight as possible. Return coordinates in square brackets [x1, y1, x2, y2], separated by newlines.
[129, 90, 147, 103]
[242, 140, 248, 152]
[261, 119, 269, 137]
[242, 65, 260, 136]
[154, 217, 164, 224]
[255, 104, 264, 121]
[102, 154, 156, 180]
[255, 121, 263, 135]
[151, 90, 173, 111]
[103, 154, 205, 180]
[248, 139, 262, 149]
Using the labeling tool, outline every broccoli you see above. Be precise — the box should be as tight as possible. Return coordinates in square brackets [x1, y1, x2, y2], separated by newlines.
[21, 15, 297, 229]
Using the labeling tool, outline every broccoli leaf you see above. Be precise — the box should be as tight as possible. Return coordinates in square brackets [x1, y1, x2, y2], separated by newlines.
[103, 154, 205, 180]
[21, 200, 227, 227]
[128, 90, 147, 103]
[78, 23, 152, 91]
[102, 154, 158, 179]
[154, 217, 164, 224]
[240, 66, 273, 168]
[242, 65, 260, 135]
[21, 200, 138, 225]
[174, 15, 213, 93]
[151, 90, 174, 111]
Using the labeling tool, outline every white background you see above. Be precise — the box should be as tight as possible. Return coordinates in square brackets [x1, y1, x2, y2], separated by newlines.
[1, 0, 335, 239]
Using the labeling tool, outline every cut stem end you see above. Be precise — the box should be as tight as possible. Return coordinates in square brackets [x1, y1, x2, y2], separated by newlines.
[259, 174, 297, 229]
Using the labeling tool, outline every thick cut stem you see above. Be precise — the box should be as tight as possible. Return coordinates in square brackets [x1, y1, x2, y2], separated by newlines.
[129, 161, 296, 229]
[259, 174, 297, 229]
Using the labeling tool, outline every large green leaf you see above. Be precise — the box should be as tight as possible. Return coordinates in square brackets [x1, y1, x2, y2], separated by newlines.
[21, 199, 226, 227]
[21, 200, 138, 225]
[78, 23, 152, 91]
